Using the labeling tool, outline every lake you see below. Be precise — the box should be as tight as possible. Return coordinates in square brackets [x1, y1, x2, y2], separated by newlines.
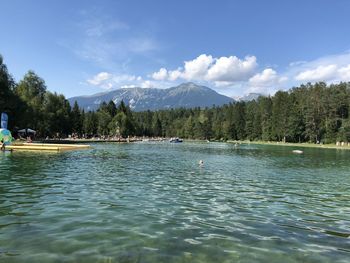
[0, 142, 349, 262]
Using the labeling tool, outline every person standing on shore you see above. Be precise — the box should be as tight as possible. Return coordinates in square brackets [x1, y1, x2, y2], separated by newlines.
[0, 139, 5, 151]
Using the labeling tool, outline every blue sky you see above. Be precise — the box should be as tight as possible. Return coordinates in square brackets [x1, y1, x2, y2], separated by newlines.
[1, 0, 350, 98]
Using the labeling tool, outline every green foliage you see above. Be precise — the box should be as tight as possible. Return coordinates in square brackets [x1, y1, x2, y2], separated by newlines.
[83, 111, 98, 136]
[0, 55, 23, 129]
[152, 114, 162, 137]
[71, 101, 83, 135]
[16, 70, 46, 107]
[232, 102, 246, 140]
[113, 111, 134, 137]
[271, 91, 290, 142]
[245, 101, 261, 141]
[43, 92, 72, 137]
[97, 110, 112, 136]
[258, 96, 273, 141]
[14, 70, 47, 135]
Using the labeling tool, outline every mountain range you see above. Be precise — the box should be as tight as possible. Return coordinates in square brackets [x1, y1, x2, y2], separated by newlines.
[236, 93, 264, 102]
[69, 82, 235, 111]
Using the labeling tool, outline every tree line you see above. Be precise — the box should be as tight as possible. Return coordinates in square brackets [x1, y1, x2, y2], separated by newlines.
[1, 54, 350, 143]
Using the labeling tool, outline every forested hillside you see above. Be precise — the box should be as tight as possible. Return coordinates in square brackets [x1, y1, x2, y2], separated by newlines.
[1, 54, 350, 143]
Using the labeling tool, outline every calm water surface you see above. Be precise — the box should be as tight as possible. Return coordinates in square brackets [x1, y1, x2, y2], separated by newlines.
[0, 142, 349, 262]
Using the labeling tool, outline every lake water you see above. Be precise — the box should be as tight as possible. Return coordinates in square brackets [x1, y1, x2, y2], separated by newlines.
[0, 142, 349, 262]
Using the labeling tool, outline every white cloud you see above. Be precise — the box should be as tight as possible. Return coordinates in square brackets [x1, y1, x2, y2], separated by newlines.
[286, 51, 350, 85]
[150, 54, 257, 85]
[63, 11, 159, 70]
[152, 68, 168, 80]
[293, 61, 350, 83]
[295, 64, 338, 81]
[87, 72, 112, 86]
[87, 72, 164, 90]
[87, 72, 137, 90]
[338, 64, 350, 80]
[248, 68, 287, 94]
[206, 55, 257, 82]
[182, 54, 213, 80]
[168, 69, 182, 81]
[249, 68, 281, 85]
[141, 80, 153, 88]
[121, 84, 137, 89]
[289, 61, 307, 67]
[213, 81, 237, 87]
[87, 51, 350, 97]
[84, 20, 129, 37]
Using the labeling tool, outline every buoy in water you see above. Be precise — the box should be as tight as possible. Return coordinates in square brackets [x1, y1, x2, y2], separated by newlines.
[199, 160, 204, 165]
[292, 150, 303, 154]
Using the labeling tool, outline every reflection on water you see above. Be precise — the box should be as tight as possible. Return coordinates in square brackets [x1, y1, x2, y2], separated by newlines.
[0, 142, 349, 262]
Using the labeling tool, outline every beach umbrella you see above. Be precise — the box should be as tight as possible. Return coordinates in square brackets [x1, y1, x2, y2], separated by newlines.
[18, 128, 36, 134]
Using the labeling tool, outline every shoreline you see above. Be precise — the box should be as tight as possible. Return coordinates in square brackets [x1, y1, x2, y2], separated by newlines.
[20, 137, 350, 151]
[227, 140, 350, 150]
[31, 137, 166, 144]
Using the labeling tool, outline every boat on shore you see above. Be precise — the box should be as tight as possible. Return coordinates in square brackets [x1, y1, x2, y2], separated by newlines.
[169, 137, 183, 143]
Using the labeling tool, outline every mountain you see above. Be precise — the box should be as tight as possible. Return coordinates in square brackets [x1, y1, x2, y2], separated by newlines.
[237, 93, 264, 102]
[68, 82, 234, 111]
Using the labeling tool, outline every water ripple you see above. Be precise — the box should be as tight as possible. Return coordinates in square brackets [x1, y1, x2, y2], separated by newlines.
[0, 142, 350, 262]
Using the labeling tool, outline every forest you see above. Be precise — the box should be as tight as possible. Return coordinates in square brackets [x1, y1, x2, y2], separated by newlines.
[1, 54, 350, 144]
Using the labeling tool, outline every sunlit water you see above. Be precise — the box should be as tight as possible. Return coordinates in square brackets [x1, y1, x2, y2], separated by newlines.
[0, 142, 349, 263]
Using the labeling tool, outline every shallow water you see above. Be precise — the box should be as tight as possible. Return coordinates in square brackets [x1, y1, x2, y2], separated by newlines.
[0, 142, 349, 262]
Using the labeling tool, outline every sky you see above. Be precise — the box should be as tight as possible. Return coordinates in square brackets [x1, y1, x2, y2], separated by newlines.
[1, 0, 350, 98]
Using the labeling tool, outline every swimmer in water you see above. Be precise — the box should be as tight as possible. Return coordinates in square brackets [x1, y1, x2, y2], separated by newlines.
[199, 160, 204, 166]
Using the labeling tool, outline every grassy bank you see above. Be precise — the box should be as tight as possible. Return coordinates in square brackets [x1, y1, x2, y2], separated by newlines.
[227, 140, 350, 150]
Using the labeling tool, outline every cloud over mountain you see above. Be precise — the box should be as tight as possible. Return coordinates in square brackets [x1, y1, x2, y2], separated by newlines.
[86, 51, 350, 98]
[248, 69, 287, 93]
[151, 54, 257, 85]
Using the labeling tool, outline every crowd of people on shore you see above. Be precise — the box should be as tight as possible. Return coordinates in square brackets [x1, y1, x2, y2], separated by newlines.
[43, 134, 168, 143]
